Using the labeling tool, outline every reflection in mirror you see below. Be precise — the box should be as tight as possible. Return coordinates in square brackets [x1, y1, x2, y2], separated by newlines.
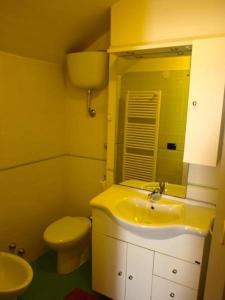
[115, 55, 191, 198]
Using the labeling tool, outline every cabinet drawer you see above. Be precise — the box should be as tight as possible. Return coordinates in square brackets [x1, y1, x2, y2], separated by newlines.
[152, 276, 197, 300]
[153, 252, 200, 289]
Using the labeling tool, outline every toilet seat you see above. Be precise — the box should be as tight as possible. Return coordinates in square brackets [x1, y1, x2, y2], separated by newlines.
[44, 216, 91, 244]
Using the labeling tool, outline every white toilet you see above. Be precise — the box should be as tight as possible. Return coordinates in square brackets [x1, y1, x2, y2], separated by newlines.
[43, 216, 91, 274]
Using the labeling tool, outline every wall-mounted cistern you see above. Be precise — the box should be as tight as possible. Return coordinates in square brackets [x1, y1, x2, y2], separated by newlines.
[66, 51, 109, 117]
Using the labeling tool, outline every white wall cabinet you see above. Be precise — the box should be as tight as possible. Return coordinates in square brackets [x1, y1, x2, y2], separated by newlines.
[184, 37, 225, 166]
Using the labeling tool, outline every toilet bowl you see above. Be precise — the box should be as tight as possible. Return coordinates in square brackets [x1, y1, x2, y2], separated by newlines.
[43, 216, 91, 274]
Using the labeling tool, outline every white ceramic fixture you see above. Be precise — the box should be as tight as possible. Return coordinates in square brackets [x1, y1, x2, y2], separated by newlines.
[66, 51, 108, 117]
[44, 216, 91, 274]
[0, 252, 33, 300]
[90, 184, 215, 238]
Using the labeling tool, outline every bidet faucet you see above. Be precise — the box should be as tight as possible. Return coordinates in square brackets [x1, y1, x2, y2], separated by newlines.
[148, 182, 166, 203]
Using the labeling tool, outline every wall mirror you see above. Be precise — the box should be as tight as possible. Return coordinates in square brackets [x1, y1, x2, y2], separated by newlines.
[113, 46, 192, 198]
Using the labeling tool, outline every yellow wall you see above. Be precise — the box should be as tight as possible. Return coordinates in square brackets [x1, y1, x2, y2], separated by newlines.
[65, 33, 109, 216]
[65, 156, 106, 216]
[0, 1, 115, 63]
[204, 130, 225, 299]
[0, 52, 66, 261]
[0, 32, 110, 260]
[111, 0, 225, 48]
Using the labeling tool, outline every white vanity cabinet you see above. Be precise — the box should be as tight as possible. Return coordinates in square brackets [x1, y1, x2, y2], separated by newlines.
[92, 232, 154, 300]
[184, 36, 225, 166]
[92, 209, 205, 300]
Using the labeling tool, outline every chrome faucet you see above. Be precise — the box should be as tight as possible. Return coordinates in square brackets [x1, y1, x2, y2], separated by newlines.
[148, 182, 166, 203]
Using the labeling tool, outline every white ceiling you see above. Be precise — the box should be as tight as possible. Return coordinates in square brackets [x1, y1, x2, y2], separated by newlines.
[0, 0, 117, 63]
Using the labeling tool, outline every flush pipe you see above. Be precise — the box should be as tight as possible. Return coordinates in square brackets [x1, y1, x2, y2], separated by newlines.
[87, 89, 96, 117]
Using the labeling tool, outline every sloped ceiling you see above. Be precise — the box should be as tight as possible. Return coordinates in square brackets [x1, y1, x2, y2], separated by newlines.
[0, 0, 118, 63]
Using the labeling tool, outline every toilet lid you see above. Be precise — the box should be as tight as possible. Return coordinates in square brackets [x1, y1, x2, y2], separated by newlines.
[44, 216, 91, 244]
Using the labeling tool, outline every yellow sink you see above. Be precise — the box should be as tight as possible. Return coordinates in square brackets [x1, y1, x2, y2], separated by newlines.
[114, 198, 184, 225]
[0, 252, 33, 300]
[90, 184, 215, 237]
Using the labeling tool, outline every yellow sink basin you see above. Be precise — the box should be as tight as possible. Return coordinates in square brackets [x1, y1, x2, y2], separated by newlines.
[114, 198, 184, 225]
[0, 252, 33, 300]
[90, 184, 215, 237]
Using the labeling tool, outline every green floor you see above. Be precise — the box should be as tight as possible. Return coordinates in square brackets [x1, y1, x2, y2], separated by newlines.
[19, 251, 108, 300]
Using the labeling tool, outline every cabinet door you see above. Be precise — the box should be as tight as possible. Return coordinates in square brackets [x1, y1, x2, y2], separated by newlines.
[92, 232, 127, 300]
[125, 244, 154, 300]
[184, 37, 225, 166]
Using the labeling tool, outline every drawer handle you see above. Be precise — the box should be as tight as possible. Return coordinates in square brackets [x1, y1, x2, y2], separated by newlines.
[128, 275, 133, 280]
[118, 271, 122, 276]
[170, 292, 175, 298]
[172, 269, 178, 274]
